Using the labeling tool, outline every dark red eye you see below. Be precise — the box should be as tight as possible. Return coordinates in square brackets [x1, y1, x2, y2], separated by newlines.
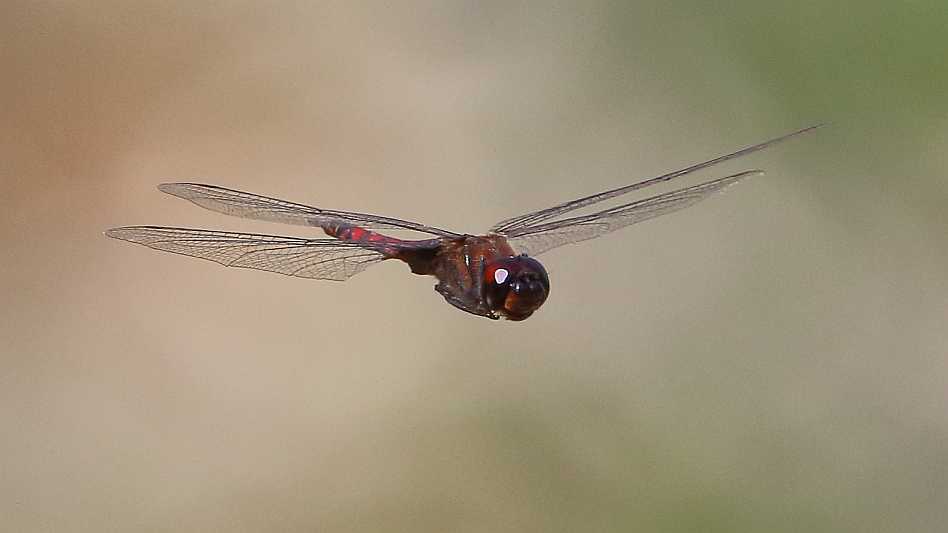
[484, 256, 550, 320]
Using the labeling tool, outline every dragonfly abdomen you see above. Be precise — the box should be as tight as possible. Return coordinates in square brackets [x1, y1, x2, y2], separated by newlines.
[323, 221, 398, 245]
[322, 221, 441, 274]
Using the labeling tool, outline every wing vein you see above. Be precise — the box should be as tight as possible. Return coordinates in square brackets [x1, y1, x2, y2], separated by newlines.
[105, 226, 389, 281]
[491, 125, 821, 234]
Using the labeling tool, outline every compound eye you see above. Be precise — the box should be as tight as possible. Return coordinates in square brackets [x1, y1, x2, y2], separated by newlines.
[493, 268, 509, 285]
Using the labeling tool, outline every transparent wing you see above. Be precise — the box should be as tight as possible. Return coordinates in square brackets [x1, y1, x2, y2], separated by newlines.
[504, 170, 761, 256]
[491, 125, 821, 234]
[105, 226, 388, 281]
[158, 183, 462, 238]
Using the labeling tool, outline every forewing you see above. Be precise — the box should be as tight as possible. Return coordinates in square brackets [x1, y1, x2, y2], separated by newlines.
[504, 170, 760, 256]
[158, 183, 461, 238]
[491, 125, 820, 234]
[105, 226, 388, 281]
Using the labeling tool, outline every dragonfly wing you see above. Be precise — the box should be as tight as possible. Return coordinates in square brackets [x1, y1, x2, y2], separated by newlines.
[491, 125, 820, 234]
[105, 226, 388, 281]
[158, 183, 462, 238]
[504, 170, 761, 256]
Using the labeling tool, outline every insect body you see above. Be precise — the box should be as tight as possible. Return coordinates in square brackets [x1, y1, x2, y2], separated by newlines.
[106, 126, 819, 320]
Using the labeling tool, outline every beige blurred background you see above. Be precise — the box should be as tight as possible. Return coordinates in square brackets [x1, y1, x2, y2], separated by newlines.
[2, 2, 947, 531]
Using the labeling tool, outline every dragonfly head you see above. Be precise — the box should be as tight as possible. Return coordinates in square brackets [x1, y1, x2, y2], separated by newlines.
[484, 255, 550, 321]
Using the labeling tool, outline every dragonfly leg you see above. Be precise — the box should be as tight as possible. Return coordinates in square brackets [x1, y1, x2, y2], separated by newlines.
[435, 282, 498, 320]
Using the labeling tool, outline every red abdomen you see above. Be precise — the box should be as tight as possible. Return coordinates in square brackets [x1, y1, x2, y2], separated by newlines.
[323, 222, 401, 247]
[323, 221, 443, 274]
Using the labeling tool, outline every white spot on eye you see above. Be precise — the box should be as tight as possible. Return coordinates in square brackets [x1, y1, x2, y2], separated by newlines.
[494, 268, 509, 284]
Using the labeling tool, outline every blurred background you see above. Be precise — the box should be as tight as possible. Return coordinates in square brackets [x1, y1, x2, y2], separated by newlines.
[2, 1, 946, 531]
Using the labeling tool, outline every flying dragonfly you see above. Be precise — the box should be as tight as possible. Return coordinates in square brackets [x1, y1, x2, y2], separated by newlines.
[106, 125, 820, 321]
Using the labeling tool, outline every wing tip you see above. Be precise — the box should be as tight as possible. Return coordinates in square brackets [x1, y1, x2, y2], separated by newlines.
[105, 227, 142, 244]
[104, 226, 139, 242]
[158, 182, 217, 194]
[716, 169, 764, 191]
[157, 182, 188, 195]
[800, 122, 827, 133]
[105, 226, 169, 243]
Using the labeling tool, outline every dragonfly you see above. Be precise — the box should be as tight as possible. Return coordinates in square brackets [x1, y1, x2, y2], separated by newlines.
[106, 125, 820, 321]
